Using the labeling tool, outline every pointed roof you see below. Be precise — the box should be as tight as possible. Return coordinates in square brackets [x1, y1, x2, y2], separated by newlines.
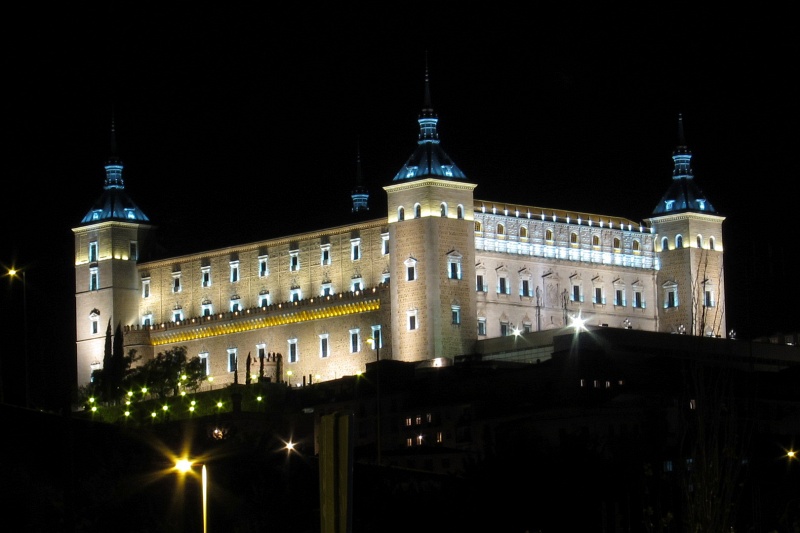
[79, 116, 150, 225]
[651, 114, 717, 216]
[392, 59, 467, 182]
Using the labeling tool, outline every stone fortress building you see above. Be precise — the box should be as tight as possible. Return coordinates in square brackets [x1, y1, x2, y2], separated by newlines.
[73, 69, 726, 391]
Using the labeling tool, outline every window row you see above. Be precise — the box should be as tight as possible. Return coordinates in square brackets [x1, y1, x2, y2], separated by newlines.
[86, 240, 139, 263]
[194, 327, 384, 371]
[397, 203, 466, 221]
[661, 234, 717, 251]
[473, 223, 644, 250]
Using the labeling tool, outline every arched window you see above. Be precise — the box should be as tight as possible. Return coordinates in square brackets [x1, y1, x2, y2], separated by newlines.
[414, 204, 421, 218]
[496, 223, 505, 236]
[519, 226, 528, 238]
[457, 205, 464, 219]
[676, 235, 683, 249]
[440, 202, 447, 217]
[570, 232, 579, 244]
[398, 206, 405, 221]
[696, 235, 703, 249]
[475, 220, 482, 232]
[545, 229, 554, 242]
[633, 239, 641, 252]
[613, 237, 621, 249]
[709, 236, 715, 250]
[661, 236, 669, 251]
[592, 235, 600, 247]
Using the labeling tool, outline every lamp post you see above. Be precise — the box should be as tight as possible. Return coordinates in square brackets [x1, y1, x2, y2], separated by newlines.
[367, 330, 381, 464]
[175, 459, 208, 533]
[8, 268, 29, 409]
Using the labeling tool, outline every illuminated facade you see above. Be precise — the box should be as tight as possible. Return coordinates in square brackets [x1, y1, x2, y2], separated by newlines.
[74, 79, 725, 390]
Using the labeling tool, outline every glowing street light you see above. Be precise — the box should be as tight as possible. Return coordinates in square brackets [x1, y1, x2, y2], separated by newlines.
[175, 458, 208, 533]
[7, 268, 29, 408]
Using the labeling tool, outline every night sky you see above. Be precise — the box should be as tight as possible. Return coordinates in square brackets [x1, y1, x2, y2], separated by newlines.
[2, 4, 796, 410]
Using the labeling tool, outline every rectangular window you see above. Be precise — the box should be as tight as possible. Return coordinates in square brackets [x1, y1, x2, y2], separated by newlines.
[704, 290, 714, 307]
[382, 235, 389, 255]
[477, 319, 486, 336]
[173, 275, 181, 293]
[409, 314, 416, 331]
[500, 322, 509, 336]
[572, 285, 580, 302]
[521, 279, 530, 296]
[498, 277, 507, 295]
[199, 353, 209, 375]
[230, 262, 239, 282]
[634, 291, 643, 308]
[322, 283, 332, 296]
[451, 306, 460, 325]
[228, 350, 237, 372]
[259, 293, 270, 307]
[259, 255, 269, 277]
[202, 268, 211, 287]
[594, 287, 602, 304]
[90, 269, 98, 291]
[407, 266, 415, 281]
[290, 252, 299, 272]
[667, 291, 676, 308]
[202, 304, 212, 316]
[129, 241, 138, 261]
[91, 320, 98, 334]
[450, 262, 458, 279]
[89, 241, 98, 263]
[142, 279, 150, 298]
[291, 288, 301, 302]
[476, 274, 485, 292]
[351, 241, 361, 261]
[350, 330, 359, 353]
[289, 340, 298, 363]
[142, 314, 152, 326]
[321, 247, 331, 266]
[615, 289, 624, 306]
[320, 336, 329, 358]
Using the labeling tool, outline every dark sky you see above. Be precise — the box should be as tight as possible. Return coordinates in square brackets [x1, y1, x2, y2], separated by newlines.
[2, 4, 796, 409]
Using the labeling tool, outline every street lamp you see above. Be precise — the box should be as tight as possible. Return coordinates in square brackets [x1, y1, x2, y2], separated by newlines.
[7, 268, 29, 409]
[175, 459, 208, 533]
[366, 329, 381, 464]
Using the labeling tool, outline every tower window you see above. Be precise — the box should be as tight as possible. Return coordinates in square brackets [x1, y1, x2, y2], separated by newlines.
[351, 239, 361, 261]
[414, 204, 421, 218]
[201, 266, 211, 287]
[289, 251, 300, 272]
[321, 245, 331, 266]
[288, 339, 298, 363]
[350, 329, 360, 353]
[229, 261, 239, 282]
[88, 241, 98, 263]
[227, 349, 237, 373]
[89, 268, 99, 291]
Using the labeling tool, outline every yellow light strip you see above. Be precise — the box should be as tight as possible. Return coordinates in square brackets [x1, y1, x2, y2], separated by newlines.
[151, 299, 381, 346]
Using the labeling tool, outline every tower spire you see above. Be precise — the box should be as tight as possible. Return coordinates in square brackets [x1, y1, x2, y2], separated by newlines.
[351, 138, 369, 214]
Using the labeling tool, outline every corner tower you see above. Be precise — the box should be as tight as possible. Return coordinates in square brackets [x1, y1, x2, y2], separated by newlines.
[384, 66, 478, 362]
[73, 118, 154, 388]
[646, 114, 726, 337]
